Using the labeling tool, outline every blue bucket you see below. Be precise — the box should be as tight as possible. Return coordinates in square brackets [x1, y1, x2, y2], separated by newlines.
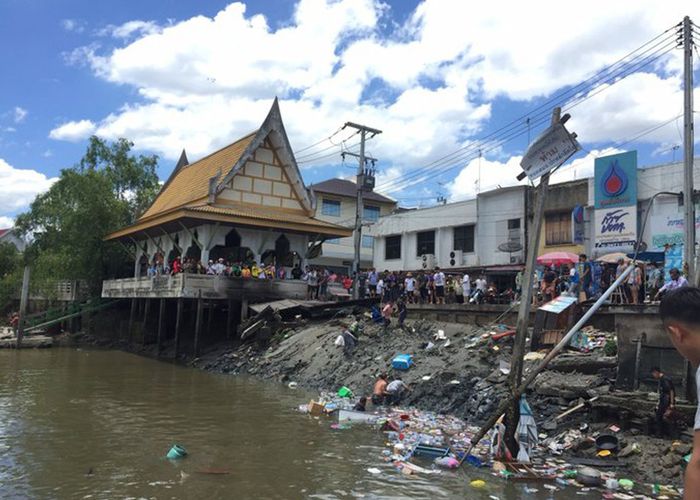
[166, 444, 187, 460]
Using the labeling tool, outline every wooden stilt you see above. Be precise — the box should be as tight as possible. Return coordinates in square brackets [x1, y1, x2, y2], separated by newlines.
[157, 298, 165, 355]
[241, 297, 249, 321]
[142, 299, 151, 347]
[128, 298, 137, 343]
[226, 299, 234, 340]
[207, 299, 214, 336]
[174, 297, 183, 359]
[194, 291, 203, 357]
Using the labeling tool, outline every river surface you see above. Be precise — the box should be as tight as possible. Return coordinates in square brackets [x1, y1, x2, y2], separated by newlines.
[0, 349, 593, 499]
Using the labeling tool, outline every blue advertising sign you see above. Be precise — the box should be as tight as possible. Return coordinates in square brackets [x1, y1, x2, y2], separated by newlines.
[571, 204, 585, 244]
[594, 151, 637, 209]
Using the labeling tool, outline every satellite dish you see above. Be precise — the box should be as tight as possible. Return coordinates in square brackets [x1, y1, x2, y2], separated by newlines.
[306, 242, 323, 259]
[498, 241, 523, 253]
[636, 241, 648, 253]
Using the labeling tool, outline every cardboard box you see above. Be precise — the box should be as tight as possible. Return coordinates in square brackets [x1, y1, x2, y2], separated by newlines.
[309, 400, 325, 417]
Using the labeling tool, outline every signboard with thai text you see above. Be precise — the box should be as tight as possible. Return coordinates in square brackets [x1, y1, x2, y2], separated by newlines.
[520, 122, 580, 181]
[650, 212, 700, 252]
[594, 205, 637, 253]
[594, 151, 637, 209]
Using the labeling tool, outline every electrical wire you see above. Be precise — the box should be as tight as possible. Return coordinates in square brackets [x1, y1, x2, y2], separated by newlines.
[376, 39, 679, 193]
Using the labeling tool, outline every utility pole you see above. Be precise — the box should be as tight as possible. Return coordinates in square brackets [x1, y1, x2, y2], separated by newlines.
[343, 121, 382, 299]
[682, 16, 696, 284]
[505, 107, 562, 453]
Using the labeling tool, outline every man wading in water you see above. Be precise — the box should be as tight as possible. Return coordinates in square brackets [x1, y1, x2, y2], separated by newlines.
[660, 287, 700, 496]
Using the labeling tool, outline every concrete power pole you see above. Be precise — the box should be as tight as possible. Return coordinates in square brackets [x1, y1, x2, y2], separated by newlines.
[682, 16, 696, 284]
[343, 122, 382, 299]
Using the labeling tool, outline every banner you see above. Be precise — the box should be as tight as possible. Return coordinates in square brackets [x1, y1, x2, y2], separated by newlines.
[594, 206, 637, 253]
[594, 151, 637, 209]
[571, 204, 585, 244]
[650, 213, 700, 252]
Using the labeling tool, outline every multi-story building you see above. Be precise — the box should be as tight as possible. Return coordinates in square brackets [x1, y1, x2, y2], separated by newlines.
[308, 178, 396, 275]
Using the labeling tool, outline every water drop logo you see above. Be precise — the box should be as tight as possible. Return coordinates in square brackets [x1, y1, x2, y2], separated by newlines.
[573, 205, 584, 224]
[601, 159, 628, 197]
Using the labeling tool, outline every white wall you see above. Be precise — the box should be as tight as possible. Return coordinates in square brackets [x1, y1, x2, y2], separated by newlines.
[367, 199, 478, 271]
[476, 187, 526, 266]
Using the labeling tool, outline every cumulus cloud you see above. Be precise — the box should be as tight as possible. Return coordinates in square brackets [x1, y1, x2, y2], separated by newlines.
[61, 19, 85, 33]
[446, 147, 624, 202]
[49, 119, 96, 142]
[0, 158, 57, 214]
[13, 107, 27, 123]
[54, 0, 699, 183]
[0, 216, 14, 228]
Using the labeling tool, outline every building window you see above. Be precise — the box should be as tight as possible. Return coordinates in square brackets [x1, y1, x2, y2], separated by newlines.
[326, 238, 340, 245]
[416, 230, 435, 257]
[545, 212, 572, 245]
[363, 205, 380, 222]
[508, 218, 520, 230]
[321, 199, 341, 217]
[453, 225, 475, 253]
[362, 235, 374, 248]
[385, 235, 401, 260]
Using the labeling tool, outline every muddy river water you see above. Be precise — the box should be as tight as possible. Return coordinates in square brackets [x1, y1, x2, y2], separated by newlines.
[0, 349, 593, 499]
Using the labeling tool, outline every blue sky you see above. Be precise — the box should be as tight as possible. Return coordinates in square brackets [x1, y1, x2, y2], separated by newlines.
[0, 0, 698, 227]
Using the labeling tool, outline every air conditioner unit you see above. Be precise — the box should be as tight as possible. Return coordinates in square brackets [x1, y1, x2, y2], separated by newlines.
[421, 254, 436, 270]
[448, 250, 463, 267]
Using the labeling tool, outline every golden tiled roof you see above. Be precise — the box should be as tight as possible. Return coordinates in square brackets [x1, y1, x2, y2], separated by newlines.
[140, 132, 256, 220]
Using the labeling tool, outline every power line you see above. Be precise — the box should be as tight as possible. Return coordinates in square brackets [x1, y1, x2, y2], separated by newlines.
[376, 37, 679, 193]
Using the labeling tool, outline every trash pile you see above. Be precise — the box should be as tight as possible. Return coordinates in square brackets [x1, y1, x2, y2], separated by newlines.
[569, 325, 617, 354]
[298, 390, 686, 497]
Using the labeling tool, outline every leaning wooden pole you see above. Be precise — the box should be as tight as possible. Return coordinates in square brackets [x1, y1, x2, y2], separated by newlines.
[16, 266, 31, 348]
[469, 264, 635, 452]
[504, 108, 560, 451]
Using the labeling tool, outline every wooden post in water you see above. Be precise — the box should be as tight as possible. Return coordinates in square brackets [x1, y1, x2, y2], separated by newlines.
[207, 299, 214, 336]
[194, 291, 203, 357]
[128, 298, 137, 344]
[226, 298, 234, 339]
[174, 297, 183, 359]
[241, 297, 249, 321]
[16, 266, 31, 348]
[142, 299, 151, 347]
[157, 298, 165, 355]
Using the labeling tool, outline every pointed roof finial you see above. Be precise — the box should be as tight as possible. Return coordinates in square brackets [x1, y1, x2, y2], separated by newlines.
[176, 149, 189, 170]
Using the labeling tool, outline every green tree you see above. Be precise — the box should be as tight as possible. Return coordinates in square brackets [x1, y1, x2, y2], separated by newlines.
[15, 137, 159, 294]
[0, 241, 20, 279]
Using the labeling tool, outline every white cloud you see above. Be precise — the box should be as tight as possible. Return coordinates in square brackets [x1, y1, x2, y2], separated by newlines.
[61, 19, 85, 33]
[13, 107, 27, 123]
[49, 119, 96, 142]
[0, 216, 14, 228]
[0, 158, 58, 213]
[100, 20, 161, 39]
[55, 0, 699, 183]
[446, 147, 624, 202]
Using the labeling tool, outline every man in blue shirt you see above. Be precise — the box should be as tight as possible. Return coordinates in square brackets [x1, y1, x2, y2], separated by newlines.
[577, 254, 592, 299]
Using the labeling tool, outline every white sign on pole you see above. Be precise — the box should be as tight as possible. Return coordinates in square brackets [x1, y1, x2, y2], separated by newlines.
[593, 206, 637, 253]
[520, 123, 580, 181]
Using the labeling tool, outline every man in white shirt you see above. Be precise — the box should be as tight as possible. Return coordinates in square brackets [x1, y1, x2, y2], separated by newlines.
[659, 287, 700, 493]
[655, 268, 689, 300]
[433, 267, 446, 304]
[404, 272, 416, 303]
[385, 379, 411, 405]
[462, 273, 471, 302]
[475, 275, 487, 292]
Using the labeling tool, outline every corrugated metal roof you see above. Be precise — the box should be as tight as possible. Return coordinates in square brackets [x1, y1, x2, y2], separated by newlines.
[310, 178, 395, 204]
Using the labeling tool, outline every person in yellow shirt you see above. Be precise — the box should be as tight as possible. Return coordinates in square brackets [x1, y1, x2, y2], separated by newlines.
[251, 262, 261, 278]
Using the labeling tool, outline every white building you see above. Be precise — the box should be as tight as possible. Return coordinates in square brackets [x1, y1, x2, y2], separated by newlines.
[308, 178, 396, 274]
[0, 228, 25, 252]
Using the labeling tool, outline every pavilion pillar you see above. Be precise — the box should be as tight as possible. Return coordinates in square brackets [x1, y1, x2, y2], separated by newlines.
[226, 299, 234, 340]
[194, 291, 203, 357]
[241, 297, 249, 321]
[142, 299, 151, 347]
[128, 298, 137, 344]
[174, 297, 183, 359]
[207, 299, 214, 336]
[157, 298, 165, 355]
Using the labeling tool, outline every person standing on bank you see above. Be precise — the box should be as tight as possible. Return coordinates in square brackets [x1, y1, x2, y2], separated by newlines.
[660, 287, 700, 494]
[433, 267, 446, 305]
[650, 366, 675, 437]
